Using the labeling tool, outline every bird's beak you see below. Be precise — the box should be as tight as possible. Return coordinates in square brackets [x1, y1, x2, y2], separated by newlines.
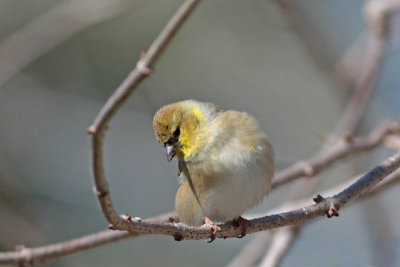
[166, 144, 177, 162]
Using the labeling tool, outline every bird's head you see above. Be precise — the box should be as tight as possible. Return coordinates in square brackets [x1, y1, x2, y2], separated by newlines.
[153, 100, 213, 161]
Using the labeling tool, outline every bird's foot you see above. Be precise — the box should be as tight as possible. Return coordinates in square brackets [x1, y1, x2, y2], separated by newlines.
[232, 216, 252, 238]
[204, 217, 221, 243]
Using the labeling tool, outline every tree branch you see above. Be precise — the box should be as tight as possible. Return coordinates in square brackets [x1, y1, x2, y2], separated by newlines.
[259, 0, 398, 264]
[0, 212, 174, 266]
[272, 120, 400, 188]
[1, 126, 398, 265]
[228, 167, 400, 267]
[87, 0, 203, 230]
[87, 151, 400, 240]
[2, 0, 397, 265]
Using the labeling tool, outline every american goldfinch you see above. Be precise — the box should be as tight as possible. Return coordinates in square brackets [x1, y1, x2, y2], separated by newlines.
[153, 100, 274, 235]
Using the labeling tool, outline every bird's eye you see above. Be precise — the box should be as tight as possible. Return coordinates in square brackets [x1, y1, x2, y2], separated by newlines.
[173, 127, 180, 137]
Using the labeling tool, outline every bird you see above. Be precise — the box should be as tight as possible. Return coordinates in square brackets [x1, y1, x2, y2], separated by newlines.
[153, 99, 274, 237]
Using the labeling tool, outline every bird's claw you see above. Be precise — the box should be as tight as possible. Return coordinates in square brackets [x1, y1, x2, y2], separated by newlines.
[233, 216, 252, 238]
[204, 217, 221, 243]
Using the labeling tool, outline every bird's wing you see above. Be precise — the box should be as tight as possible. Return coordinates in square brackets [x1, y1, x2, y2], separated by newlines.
[178, 160, 205, 214]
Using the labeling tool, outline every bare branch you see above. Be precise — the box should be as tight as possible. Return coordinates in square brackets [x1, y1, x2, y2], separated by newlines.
[364, 0, 400, 37]
[260, 0, 399, 264]
[0, 0, 396, 265]
[272, 120, 400, 188]
[87, 0, 203, 230]
[253, 168, 400, 221]
[1, 129, 398, 265]
[86, 151, 400, 240]
[0, 212, 174, 266]
[227, 168, 400, 267]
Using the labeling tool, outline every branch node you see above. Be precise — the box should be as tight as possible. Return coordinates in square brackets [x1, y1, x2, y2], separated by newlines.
[86, 126, 96, 135]
[343, 132, 354, 143]
[313, 195, 340, 218]
[327, 200, 340, 218]
[326, 197, 340, 218]
[15, 245, 33, 264]
[300, 161, 315, 176]
[95, 189, 109, 198]
[136, 52, 153, 76]
[121, 214, 132, 223]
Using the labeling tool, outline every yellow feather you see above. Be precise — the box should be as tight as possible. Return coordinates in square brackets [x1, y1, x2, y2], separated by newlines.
[192, 107, 206, 123]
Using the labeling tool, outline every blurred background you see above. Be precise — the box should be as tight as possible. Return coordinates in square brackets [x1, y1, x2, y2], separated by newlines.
[0, 0, 399, 266]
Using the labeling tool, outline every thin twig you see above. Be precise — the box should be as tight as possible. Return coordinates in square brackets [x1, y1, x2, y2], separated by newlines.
[87, 0, 203, 230]
[272, 120, 400, 188]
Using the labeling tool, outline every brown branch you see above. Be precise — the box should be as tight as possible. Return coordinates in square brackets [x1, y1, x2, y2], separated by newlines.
[260, 0, 398, 264]
[272, 120, 400, 188]
[0, 0, 396, 265]
[1, 129, 398, 266]
[253, 168, 400, 221]
[85, 0, 393, 254]
[0, 212, 174, 266]
[227, 167, 400, 267]
[87, 0, 203, 230]
[84, 151, 400, 240]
